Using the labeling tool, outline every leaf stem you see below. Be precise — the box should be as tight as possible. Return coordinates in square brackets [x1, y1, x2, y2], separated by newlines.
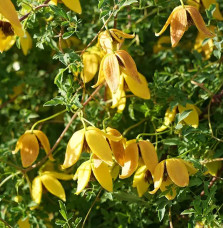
[136, 130, 170, 140]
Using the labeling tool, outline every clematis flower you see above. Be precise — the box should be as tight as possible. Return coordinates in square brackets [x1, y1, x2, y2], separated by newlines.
[120, 140, 158, 179]
[156, 103, 200, 132]
[31, 171, 73, 205]
[150, 158, 197, 200]
[13, 130, 54, 168]
[20, 31, 32, 55]
[74, 155, 113, 194]
[155, 5, 214, 47]
[93, 50, 150, 99]
[62, 126, 122, 169]
[51, 0, 82, 14]
[132, 165, 153, 197]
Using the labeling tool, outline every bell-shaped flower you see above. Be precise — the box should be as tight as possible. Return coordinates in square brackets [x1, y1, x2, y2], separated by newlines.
[13, 130, 54, 167]
[73, 155, 113, 194]
[120, 140, 158, 179]
[31, 171, 73, 205]
[0, 0, 24, 37]
[51, 0, 82, 14]
[62, 126, 122, 169]
[150, 158, 197, 200]
[93, 50, 150, 99]
[20, 31, 32, 55]
[155, 5, 214, 47]
[133, 165, 153, 197]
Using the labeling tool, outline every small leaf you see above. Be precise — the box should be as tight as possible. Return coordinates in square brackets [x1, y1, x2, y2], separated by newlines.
[43, 97, 64, 106]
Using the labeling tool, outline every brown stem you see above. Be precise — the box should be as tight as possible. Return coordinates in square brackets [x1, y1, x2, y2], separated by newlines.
[169, 207, 174, 228]
[200, 176, 217, 196]
[59, 27, 64, 53]
[23, 84, 103, 173]
[19, 0, 50, 22]
[0, 217, 12, 228]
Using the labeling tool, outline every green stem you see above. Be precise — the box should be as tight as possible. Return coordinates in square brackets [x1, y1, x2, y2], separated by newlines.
[180, 0, 185, 7]
[31, 109, 66, 131]
[0, 172, 20, 188]
[123, 118, 147, 136]
[136, 130, 170, 140]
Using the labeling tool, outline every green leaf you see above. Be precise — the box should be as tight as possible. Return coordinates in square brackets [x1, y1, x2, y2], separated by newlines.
[181, 208, 195, 215]
[43, 97, 64, 106]
[176, 110, 192, 124]
[62, 31, 75, 40]
[59, 200, 68, 221]
[49, 5, 68, 20]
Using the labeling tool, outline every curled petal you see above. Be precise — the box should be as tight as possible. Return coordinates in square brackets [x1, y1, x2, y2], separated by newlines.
[98, 31, 113, 53]
[40, 174, 66, 201]
[103, 53, 120, 93]
[62, 129, 85, 169]
[74, 160, 92, 195]
[138, 140, 158, 174]
[166, 158, 189, 187]
[12, 134, 25, 154]
[119, 142, 139, 179]
[20, 31, 32, 56]
[20, 133, 39, 168]
[106, 127, 125, 167]
[33, 130, 54, 161]
[42, 171, 74, 180]
[0, 0, 24, 37]
[62, 0, 82, 14]
[149, 161, 165, 194]
[115, 50, 140, 82]
[185, 5, 215, 37]
[204, 161, 222, 176]
[91, 155, 113, 192]
[160, 177, 177, 200]
[170, 7, 187, 47]
[31, 176, 42, 205]
[110, 29, 135, 43]
[85, 129, 113, 166]
[92, 55, 105, 88]
[0, 35, 16, 53]
[155, 6, 183, 37]
[178, 103, 199, 128]
[124, 72, 150, 99]
[81, 52, 99, 83]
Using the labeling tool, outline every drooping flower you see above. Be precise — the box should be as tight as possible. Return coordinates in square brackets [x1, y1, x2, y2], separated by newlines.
[31, 171, 73, 205]
[120, 140, 158, 179]
[150, 158, 197, 200]
[62, 126, 122, 169]
[155, 5, 214, 47]
[74, 155, 113, 194]
[13, 130, 54, 168]
[20, 30, 32, 55]
[156, 103, 200, 132]
[51, 0, 82, 14]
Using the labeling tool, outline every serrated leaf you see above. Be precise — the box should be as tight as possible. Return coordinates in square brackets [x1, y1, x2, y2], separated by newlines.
[49, 5, 68, 20]
[44, 97, 64, 106]
[176, 110, 192, 124]
[59, 201, 68, 220]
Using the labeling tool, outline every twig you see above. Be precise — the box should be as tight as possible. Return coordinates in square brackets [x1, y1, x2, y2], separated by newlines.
[191, 80, 213, 96]
[169, 207, 174, 228]
[0, 218, 12, 228]
[201, 158, 223, 164]
[19, 0, 51, 22]
[23, 84, 103, 173]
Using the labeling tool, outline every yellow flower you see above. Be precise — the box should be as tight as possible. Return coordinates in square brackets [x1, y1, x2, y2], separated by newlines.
[150, 158, 197, 200]
[17, 217, 30, 228]
[20, 30, 32, 55]
[0, 0, 24, 37]
[155, 5, 214, 47]
[13, 130, 54, 168]
[51, 0, 82, 14]
[74, 155, 113, 194]
[132, 165, 153, 197]
[156, 103, 200, 132]
[120, 140, 158, 179]
[93, 50, 150, 99]
[204, 161, 222, 176]
[0, 30, 16, 53]
[62, 126, 122, 169]
[153, 36, 171, 53]
[31, 171, 73, 205]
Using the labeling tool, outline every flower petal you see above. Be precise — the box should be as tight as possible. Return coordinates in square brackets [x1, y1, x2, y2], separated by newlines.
[204, 161, 222, 176]
[0, 0, 24, 37]
[110, 29, 135, 43]
[40, 174, 66, 201]
[0, 35, 16, 53]
[138, 140, 158, 174]
[62, 0, 82, 14]
[160, 177, 177, 200]
[149, 161, 164, 194]
[103, 53, 120, 93]
[62, 129, 85, 169]
[179, 159, 198, 175]
[98, 31, 113, 53]
[85, 129, 113, 166]
[20, 133, 39, 167]
[170, 7, 187, 47]
[124, 71, 150, 99]
[155, 6, 182, 37]
[81, 52, 99, 83]
[106, 127, 125, 167]
[42, 171, 74, 180]
[12, 134, 25, 154]
[115, 50, 140, 83]
[178, 103, 199, 128]
[91, 155, 113, 192]
[166, 158, 189, 187]
[33, 130, 54, 161]
[20, 31, 32, 56]
[74, 160, 92, 195]
[92, 54, 105, 88]
[119, 142, 139, 179]
[17, 217, 30, 228]
[31, 176, 42, 205]
[185, 5, 215, 37]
